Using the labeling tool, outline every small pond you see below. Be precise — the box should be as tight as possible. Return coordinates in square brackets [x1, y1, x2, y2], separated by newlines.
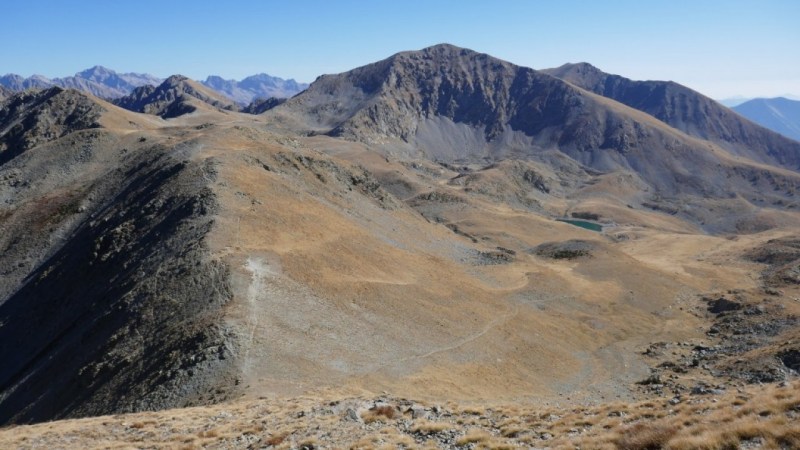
[557, 219, 603, 232]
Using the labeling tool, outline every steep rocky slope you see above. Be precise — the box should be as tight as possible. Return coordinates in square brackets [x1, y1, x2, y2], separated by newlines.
[0, 95, 239, 423]
[0, 86, 11, 102]
[242, 96, 286, 114]
[0, 146, 236, 424]
[0, 87, 104, 165]
[542, 62, 800, 168]
[114, 75, 239, 118]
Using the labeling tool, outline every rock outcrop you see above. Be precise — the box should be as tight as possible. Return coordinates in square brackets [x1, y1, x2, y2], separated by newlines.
[0, 87, 104, 166]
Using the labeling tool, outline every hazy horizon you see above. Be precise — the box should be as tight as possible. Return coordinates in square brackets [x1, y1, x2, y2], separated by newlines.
[1, 0, 797, 99]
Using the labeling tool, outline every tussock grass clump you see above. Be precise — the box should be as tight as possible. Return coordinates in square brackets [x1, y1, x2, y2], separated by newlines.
[461, 405, 486, 416]
[456, 428, 491, 445]
[197, 428, 219, 438]
[411, 420, 451, 435]
[614, 423, 677, 449]
[264, 432, 288, 446]
[361, 405, 398, 423]
[500, 425, 523, 438]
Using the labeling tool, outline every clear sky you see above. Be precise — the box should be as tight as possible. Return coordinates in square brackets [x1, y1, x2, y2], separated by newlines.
[1, 0, 797, 99]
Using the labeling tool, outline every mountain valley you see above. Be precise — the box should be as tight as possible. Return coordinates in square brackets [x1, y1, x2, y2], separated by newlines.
[0, 44, 798, 449]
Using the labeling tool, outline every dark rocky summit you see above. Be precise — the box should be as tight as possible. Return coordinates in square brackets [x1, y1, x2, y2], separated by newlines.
[114, 75, 239, 118]
[242, 96, 286, 114]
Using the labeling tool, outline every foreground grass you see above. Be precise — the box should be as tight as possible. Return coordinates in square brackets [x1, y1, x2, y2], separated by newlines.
[0, 380, 797, 449]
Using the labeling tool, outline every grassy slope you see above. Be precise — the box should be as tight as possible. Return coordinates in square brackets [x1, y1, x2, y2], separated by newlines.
[1, 380, 797, 449]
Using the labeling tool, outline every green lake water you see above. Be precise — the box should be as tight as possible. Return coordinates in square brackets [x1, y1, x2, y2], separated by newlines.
[557, 219, 603, 232]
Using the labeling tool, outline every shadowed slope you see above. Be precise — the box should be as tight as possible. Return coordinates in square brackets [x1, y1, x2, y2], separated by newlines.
[0, 86, 11, 102]
[0, 130, 238, 423]
[0, 87, 104, 166]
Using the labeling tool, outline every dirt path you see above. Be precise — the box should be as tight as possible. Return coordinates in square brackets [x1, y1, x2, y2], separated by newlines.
[242, 257, 272, 375]
[396, 304, 520, 364]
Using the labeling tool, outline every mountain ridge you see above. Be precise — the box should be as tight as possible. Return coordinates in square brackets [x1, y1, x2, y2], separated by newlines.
[541, 62, 800, 168]
[733, 97, 800, 142]
[271, 44, 800, 201]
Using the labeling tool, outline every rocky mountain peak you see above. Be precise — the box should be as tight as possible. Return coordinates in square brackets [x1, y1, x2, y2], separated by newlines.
[77, 65, 115, 80]
[113, 74, 237, 118]
[545, 62, 607, 88]
[278, 43, 576, 143]
[203, 75, 228, 86]
[163, 74, 190, 85]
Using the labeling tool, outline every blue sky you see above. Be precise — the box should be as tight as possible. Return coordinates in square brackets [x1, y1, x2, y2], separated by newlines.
[1, 0, 797, 99]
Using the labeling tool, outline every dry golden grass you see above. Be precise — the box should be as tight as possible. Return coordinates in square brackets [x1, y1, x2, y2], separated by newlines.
[614, 422, 677, 449]
[264, 432, 288, 446]
[0, 378, 796, 449]
[455, 428, 491, 445]
[360, 405, 398, 424]
[555, 381, 800, 449]
[410, 420, 451, 435]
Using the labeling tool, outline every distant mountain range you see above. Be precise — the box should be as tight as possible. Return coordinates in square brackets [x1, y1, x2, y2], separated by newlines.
[0, 66, 161, 99]
[719, 95, 800, 108]
[733, 97, 800, 142]
[0, 66, 307, 104]
[201, 74, 308, 105]
[718, 96, 751, 108]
